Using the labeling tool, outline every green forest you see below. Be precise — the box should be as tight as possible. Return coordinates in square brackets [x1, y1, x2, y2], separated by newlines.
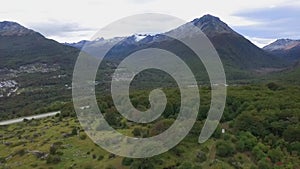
[0, 84, 299, 169]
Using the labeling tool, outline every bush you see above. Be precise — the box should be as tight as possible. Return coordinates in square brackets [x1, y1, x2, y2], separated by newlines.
[252, 143, 268, 161]
[283, 125, 300, 142]
[46, 155, 61, 164]
[150, 119, 174, 136]
[79, 133, 87, 140]
[216, 140, 235, 157]
[132, 127, 141, 137]
[0, 157, 6, 163]
[196, 151, 207, 163]
[266, 82, 280, 91]
[49, 142, 62, 155]
[16, 148, 26, 156]
[236, 131, 257, 152]
[268, 148, 283, 163]
[171, 146, 184, 157]
[287, 141, 300, 154]
[257, 159, 272, 169]
[97, 155, 104, 161]
[178, 162, 192, 169]
[122, 157, 134, 166]
[71, 128, 78, 136]
[130, 159, 154, 169]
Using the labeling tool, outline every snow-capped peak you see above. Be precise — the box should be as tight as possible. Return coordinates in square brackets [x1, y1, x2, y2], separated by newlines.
[133, 34, 148, 42]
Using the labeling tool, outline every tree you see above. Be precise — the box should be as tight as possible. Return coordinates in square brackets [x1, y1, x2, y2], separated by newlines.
[132, 127, 141, 137]
[122, 157, 134, 166]
[46, 155, 61, 164]
[150, 119, 174, 136]
[283, 125, 300, 142]
[266, 82, 280, 91]
[268, 147, 284, 163]
[252, 143, 268, 161]
[196, 151, 207, 163]
[71, 127, 78, 136]
[104, 108, 121, 127]
[130, 159, 154, 169]
[236, 131, 257, 152]
[287, 141, 300, 154]
[234, 111, 266, 137]
[216, 140, 235, 157]
[178, 162, 192, 169]
[257, 159, 272, 169]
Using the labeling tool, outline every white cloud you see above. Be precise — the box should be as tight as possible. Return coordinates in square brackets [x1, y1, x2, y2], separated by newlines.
[0, 0, 298, 43]
[245, 36, 276, 48]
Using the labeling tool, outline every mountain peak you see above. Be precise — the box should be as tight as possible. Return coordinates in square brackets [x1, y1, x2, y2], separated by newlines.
[193, 14, 221, 22]
[263, 39, 300, 51]
[0, 21, 34, 36]
[191, 14, 237, 36]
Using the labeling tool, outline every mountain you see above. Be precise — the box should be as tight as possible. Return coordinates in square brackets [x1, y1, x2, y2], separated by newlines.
[67, 15, 287, 78]
[191, 14, 239, 37]
[0, 21, 34, 36]
[73, 15, 288, 81]
[0, 21, 79, 69]
[64, 40, 89, 49]
[191, 15, 287, 70]
[0, 21, 79, 119]
[263, 39, 300, 64]
[0, 16, 295, 118]
[64, 34, 148, 49]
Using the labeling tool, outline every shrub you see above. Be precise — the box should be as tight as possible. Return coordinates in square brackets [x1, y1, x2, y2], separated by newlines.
[266, 82, 280, 91]
[0, 157, 6, 163]
[122, 157, 134, 166]
[97, 155, 104, 161]
[71, 128, 77, 136]
[236, 131, 257, 152]
[196, 151, 207, 163]
[79, 133, 87, 140]
[178, 162, 192, 169]
[257, 159, 272, 169]
[268, 148, 283, 163]
[132, 127, 141, 137]
[17, 148, 26, 156]
[283, 125, 300, 142]
[287, 141, 300, 154]
[46, 155, 61, 164]
[216, 140, 235, 157]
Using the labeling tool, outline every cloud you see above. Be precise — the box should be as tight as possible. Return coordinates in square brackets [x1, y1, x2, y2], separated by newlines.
[128, 0, 158, 4]
[233, 6, 300, 40]
[29, 21, 95, 37]
[93, 13, 184, 39]
[245, 36, 276, 48]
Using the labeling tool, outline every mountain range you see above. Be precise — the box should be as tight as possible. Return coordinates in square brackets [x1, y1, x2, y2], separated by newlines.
[66, 15, 294, 80]
[263, 39, 300, 64]
[66, 15, 299, 72]
[1, 14, 300, 118]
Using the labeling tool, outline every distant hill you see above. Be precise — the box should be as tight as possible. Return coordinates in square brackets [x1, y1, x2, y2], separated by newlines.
[263, 39, 300, 64]
[0, 21, 79, 69]
[0, 21, 80, 119]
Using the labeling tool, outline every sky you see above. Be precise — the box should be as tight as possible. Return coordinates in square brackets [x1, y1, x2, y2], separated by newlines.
[1, 0, 300, 47]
